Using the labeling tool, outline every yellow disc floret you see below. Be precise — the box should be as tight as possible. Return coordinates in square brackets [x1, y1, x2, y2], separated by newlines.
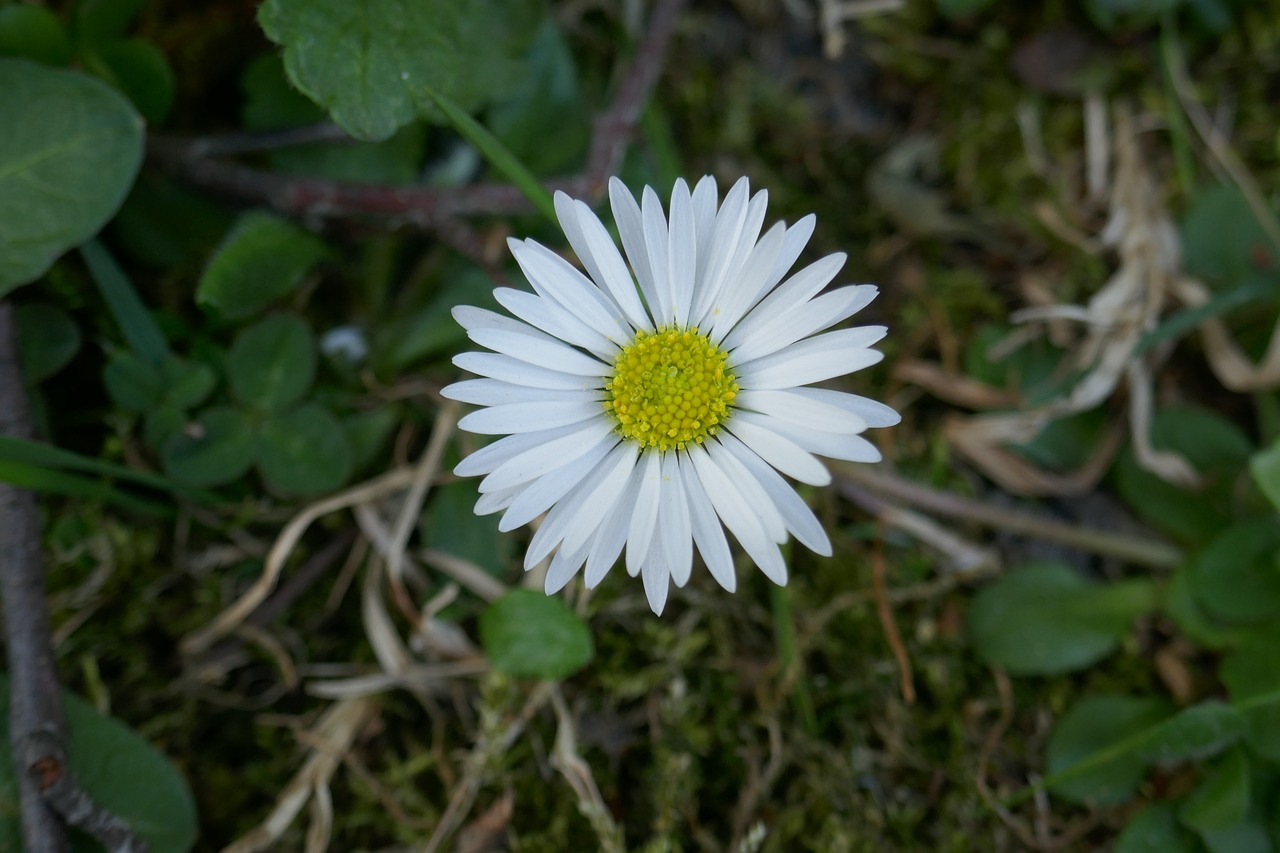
[604, 326, 738, 452]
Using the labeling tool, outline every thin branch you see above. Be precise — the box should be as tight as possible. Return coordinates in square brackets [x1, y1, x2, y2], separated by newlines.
[148, 0, 688, 228]
[0, 301, 70, 852]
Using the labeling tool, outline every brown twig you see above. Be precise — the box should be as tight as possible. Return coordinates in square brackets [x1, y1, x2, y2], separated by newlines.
[3, 304, 153, 852]
[871, 524, 915, 705]
[147, 0, 688, 228]
[0, 301, 71, 852]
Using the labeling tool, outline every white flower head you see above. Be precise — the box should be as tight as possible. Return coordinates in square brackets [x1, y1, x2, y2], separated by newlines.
[443, 176, 898, 614]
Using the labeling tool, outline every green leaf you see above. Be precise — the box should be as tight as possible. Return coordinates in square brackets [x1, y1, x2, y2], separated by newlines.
[423, 84, 557, 225]
[1221, 629, 1280, 761]
[0, 5, 73, 65]
[74, 0, 147, 48]
[1179, 746, 1250, 832]
[0, 60, 143, 295]
[420, 479, 512, 579]
[1181, 183, 1278, 286]
[1163, 561, 1240, 648]
[16, 302, 81, 383]
[81, 239, 171, 365]
[0, 675, 198, 853]
[198, 212, 329, 320]
[1116, 804, 1196, 853]
[0, 459, 169, 516]
[162, 407, 256, 487]
[0, 435, 217, 502]
[256, 404, 352, 496]
[936, 0, 997, 17]
[94, 38, 176, 125]
[1197, 820, 1272, 853]
[1134, 701, 1245, 764]
[372, 264, 500, 374]
[1114, 405, 1254, 545]
[480, 589, 594, 680]
[343, 405, 400, 474]
[968, 561, 1156, 675]
[258, 0, 532, 142]
[1250, 436, 1280, 512]
[143, 405, 185, 452]
[160, 355, 217, 411]
[1045, 694, 1171, 806]
[1084, 0, 1183, 32]
[227, 313, 316, 413]
[1188, 519, 1280, 626]
[104, 350, 164, 412]
[110, 172, 234, 269]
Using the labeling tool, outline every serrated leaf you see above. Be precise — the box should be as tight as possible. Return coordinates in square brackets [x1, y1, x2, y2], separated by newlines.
[162, 407, 256, 487]
[227, 313, 316, 412]
[1116, 804, 1196, 853]
[0, 59, 143, 294]
[1115, 406, 1254, 545]
[1179, 746, 1250, 832]
[257, 404, 352, 496]
[257, 0, 533, 141]
[0, 675, 197, 853]
[480, 589, 593, 680]
[1188, 519, 1280, 626]
[95, 37, 176, 125]
[16, 302, 80, 383]
[968, 561, 1155, 675]
[0, 5, 73, 65]
[198, 212, 329, 320]
[1046, 694, 1171, 806]
[1134, 701, 1245, 764]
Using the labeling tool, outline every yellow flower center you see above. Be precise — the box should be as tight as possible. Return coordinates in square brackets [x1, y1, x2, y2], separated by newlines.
[603, 326, 738, 452]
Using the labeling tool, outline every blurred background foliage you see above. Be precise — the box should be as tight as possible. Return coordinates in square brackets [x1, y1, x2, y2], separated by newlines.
[2, 0, 1280, 849]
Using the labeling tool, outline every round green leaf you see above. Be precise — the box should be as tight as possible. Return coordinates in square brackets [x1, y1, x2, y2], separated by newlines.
[0, 59, 143, 295]
[480, 589, 594, 680]
[1046, 694, 1171, 806]
[162, 407, 256, 487]
[0, 675, 197, 853]
[160, 355, 217, 411]
[0, 5, 73, 65]
[1179, 746, 1250, 833]
[1189, 519, 1280, 626]
[968, 561, 1156, 675]
[143, 405, 185, 451]
[1116, 804, 1196, 853]
[1181, 183, 1275, 286]
[256, 403, 352, 496]
[16, 302, 81, 383]
[227, 313, 316, 412]
[1134, 701, 1245, 765]
[95, 38, 176, 125]
[103, 350, 164, 413]
[198, 212, 329, 320]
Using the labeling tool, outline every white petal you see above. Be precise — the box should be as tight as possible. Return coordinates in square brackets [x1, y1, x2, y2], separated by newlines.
[735, 389, 867, 435]
[493, 288, 616, 359]
[444, 379, 599, 407]
[474, 484, 522, 516]
[584, 461, 644, 588]
[454, 423, 586, 477]
[508, 238, 630, 340]
[721, 252, 847, 352]
[679, 453, 736, 592]
[658, 453, 693, 587]
[625, 451, 663, 576]
[641, 556, 671, 615]
[734, 329, 886, 390]
[706, 221, 785, 342]
[706, 439, 787, 543]
[690, 177, 750, 324]
[545, 539, 591, 594]
[468, 327, 611, 377]
[564, 194, 653, 331]
[642, 186, 673, 324]
[752, 413, 884, 463]
[687, 443, 788, 586]
[791, 387, 902, 428]
[720, 432, 832, 557]
[762, 214, 816, 297]
[525, 443, 637, 569]
[725, 417, 831, 486]
[609, 178, 661, 327]
[452, 352, 601, 391]
[667, 180, 696, 327]
[481, 418, 615, 494]
[690, 175, 719, 275]
[558, 442, 643, 558]
[458, 400, 601, 434]
[497, 436, 614, 530]
[727, 285, 879, 363]
[717, 189, 769, 301]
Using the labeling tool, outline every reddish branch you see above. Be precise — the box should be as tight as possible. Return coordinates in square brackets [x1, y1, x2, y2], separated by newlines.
[148, 0, 688, 229]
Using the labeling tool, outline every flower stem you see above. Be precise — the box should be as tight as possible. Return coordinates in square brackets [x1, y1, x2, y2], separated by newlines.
[771, 579, 817, 735]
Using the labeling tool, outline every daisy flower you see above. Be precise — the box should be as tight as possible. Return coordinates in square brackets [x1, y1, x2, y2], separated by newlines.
[442, 176, 897, 614]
